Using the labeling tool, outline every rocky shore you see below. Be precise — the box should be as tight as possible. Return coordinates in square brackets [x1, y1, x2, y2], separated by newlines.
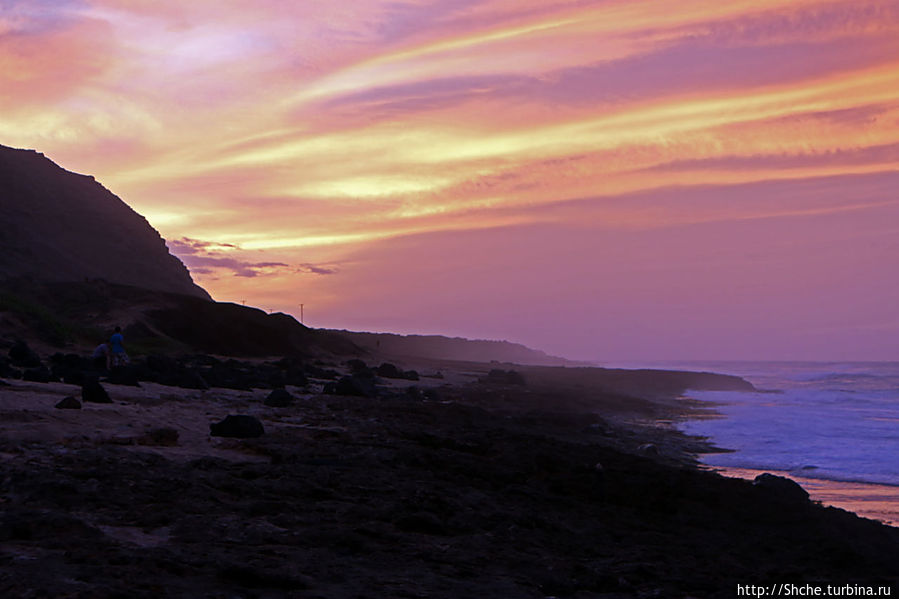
[1, 351, 897, 598]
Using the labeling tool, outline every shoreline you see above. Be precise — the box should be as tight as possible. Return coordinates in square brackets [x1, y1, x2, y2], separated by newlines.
[1, 358, 898, 596]
[712, 466, 899, 528]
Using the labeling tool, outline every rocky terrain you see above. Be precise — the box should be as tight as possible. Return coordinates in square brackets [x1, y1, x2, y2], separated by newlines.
[0, 347, 897, 598]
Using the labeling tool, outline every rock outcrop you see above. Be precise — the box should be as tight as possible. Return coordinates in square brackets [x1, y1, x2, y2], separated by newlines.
[0, 144, 209, 299]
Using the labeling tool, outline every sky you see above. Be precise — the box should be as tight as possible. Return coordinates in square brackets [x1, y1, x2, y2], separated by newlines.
[2, 0, 898, 362]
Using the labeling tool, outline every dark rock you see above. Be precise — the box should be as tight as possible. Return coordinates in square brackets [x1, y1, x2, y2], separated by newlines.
[210, 415, 264, 438]
[55, 396, 82, 409]
[82, 379, 112, 403]
[0, 356, 19, 378]
[638, 443, 660, 457]
[217, 564, 310, 590]
[482, 369, 526, 385]
[376, 362, 403, 378]
[60, 369, 86, 385]
[137, 427, 179, 446]
[374, 362, 421, 381]
[8, 340, 41, 368]
[23, 366, 55, 383]
[177, 369, 210, 390]
[753, 473, 809, 503]
[393, 512, 447, 536]
[273, 356, 309, 387]
[264, 388, 294, 407]
[49, 352, 87, 383]
[346, 358, 368, 373]
[146, 354, 179, 373]
[106, 366, 141, 387]
[324, 375, 377, 397]
[305, 364, 340, 380]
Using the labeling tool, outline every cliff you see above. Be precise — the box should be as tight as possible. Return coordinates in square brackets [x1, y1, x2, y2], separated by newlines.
[0, 144, 209, 299]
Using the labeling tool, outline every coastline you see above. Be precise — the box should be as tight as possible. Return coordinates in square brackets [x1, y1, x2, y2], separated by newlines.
[712, 467, 899, 528]
[1, 358, 897, 596]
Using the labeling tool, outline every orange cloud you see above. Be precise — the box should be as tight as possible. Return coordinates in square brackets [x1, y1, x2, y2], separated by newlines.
[3, 0, 899, 358]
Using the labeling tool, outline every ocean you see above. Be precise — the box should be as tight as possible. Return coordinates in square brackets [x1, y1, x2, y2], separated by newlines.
[613, 361, 899, 526]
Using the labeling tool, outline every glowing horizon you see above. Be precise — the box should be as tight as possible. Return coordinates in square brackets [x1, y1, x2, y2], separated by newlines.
[3, 0, 898, 360]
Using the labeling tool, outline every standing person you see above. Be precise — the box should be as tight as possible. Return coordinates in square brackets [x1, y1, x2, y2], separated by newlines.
[109, 326, 128, 368]
[91, 340, 109, 370]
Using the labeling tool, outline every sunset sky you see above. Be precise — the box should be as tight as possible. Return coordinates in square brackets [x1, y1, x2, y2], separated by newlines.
[3, 0, 898, 361]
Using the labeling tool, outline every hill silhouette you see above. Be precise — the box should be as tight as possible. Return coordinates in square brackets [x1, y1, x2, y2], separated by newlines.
[0, 144, 360, 358]
[330, 329, 580, 366]
[0, 144, 208, 299]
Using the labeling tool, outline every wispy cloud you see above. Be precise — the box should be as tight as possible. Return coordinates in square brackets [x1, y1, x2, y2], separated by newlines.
[3, 0, 898, 357]
[168, 237, 337, 279]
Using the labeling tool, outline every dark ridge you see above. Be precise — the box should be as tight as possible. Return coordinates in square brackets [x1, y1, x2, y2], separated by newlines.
[0, 144, 209, 299]
[0, 279, 359, 358]
[329, 329, 581, 366]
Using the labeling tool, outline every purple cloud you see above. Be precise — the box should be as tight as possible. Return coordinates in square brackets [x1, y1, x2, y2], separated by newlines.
[168, 237, 337, 278]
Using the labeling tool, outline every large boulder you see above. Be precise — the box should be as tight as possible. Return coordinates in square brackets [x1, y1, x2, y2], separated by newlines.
[8, 340, 41, 368]
[752, 473, 809, 503]
[264, 389, 294, 407]
[210, 415, 264, 438]
[82, 378, 112, 403]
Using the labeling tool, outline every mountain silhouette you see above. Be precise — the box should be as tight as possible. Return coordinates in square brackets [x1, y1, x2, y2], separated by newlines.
[0, 144, 209, 299]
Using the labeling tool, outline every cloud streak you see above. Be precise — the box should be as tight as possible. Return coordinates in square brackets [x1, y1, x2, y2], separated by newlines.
[168, 237, 337, 279]
[3, 0, 898, 358]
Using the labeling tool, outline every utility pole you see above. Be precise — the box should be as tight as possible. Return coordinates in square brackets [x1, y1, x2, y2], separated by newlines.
[300, 304, 304, 324]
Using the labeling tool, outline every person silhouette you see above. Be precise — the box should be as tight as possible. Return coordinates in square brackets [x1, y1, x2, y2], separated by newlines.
[109, 326, 128, 368]
[91, 340, 109, 370]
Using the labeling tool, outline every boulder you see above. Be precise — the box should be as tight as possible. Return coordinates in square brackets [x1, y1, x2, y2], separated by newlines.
[264, 389, 294, 407]
[324, 375, 377, 397]
[376, 362, 403, 378]
[374, 362, 420, 381]
[482, 369, 526, 385]
[8, 340, 41, 368]
[210, 415, 264, 438]
[23, 366, 54, 383]
[752, 473, 809, 503]
[106, 366, 141, 387]
[0, 356, 19, 379]
[82, 379, 112, 403]
[55, 396, 82, 410]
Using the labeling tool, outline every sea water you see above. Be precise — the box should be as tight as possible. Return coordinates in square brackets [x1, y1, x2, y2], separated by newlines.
[611, 361, 899, 525]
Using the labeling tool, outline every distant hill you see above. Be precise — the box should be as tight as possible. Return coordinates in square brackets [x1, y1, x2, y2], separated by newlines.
[0, 144, 209, 299]
[328, 330, 580, 366]
[0, 279, 359, 358]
